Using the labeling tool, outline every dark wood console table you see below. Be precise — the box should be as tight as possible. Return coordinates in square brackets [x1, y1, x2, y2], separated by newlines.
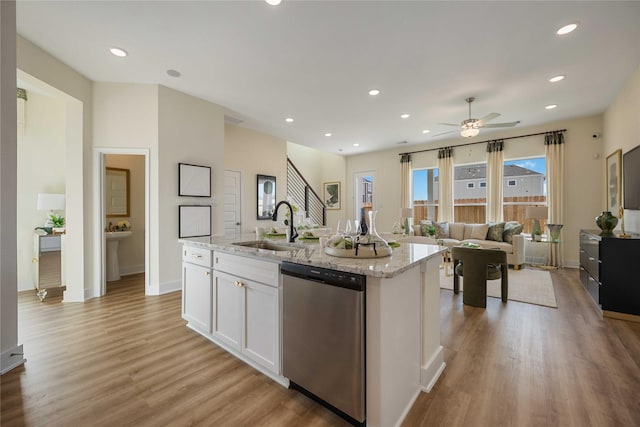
[579, 229, 640, 321]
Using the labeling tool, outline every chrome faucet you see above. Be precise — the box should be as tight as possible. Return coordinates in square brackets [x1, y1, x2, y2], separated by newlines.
[272, 200, 298, 243]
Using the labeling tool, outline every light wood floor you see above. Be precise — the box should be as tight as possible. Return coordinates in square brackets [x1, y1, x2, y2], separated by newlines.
[2, 270, 639, 426]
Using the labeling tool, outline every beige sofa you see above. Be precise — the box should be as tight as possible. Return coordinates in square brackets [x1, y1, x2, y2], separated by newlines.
[416, 221, 525, 269]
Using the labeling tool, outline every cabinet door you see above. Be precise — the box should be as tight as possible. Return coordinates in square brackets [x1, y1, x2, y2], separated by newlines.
[213, 271, 243, 350]
[182, 263, 213, 334]
[243, 281, 279, 373]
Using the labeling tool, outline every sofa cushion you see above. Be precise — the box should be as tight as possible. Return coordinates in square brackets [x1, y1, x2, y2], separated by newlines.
[467, 223, 489, 240]
[449, 223, 465, 240]
[487, 222, 506, 242]
[503, 222, 523, 244]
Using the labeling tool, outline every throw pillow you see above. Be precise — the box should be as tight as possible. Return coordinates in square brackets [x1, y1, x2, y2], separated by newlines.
[449, 223, 465, 240]
[503, 223, 523, 244]
[434, 221, 450, 238]
[469, 223, 489, 240]
[487, 222, 506, 242]
[419, 220, 433, 237]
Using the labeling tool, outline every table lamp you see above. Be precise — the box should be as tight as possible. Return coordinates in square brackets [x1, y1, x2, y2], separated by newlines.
[525, 206, 548, 238]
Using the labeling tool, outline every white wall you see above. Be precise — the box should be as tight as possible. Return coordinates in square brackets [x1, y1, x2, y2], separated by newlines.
[225, 124, 287, 233]
[17, 36, 91, 302]
[105, 154, 145, 276]
[157, 85, 225, 292]
[604, 65, 640, 234]
[93, 82, 158, 292]
[286, 141, 346, 230]
[346, 115, 603, 266]
[16, 90, 66, 291]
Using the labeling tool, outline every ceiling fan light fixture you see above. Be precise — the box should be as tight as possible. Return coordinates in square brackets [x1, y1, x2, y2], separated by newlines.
[461, 127, 479, 138]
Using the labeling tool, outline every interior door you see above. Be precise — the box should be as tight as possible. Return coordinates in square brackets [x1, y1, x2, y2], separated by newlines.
[224, 170, 241, 237]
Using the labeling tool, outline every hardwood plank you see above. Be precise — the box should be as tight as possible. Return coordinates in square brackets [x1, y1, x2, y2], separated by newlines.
[2, 270, 640, 427]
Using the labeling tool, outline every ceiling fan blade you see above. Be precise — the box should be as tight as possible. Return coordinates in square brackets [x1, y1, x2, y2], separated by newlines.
[432, 130, 458, 137]
[437, 122, 461, 127]
[481, 121, 521, 128]
[477, 112, 500, 125]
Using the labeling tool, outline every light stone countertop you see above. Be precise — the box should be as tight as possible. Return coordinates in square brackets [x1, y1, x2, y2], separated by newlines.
[179, 233, 446, 278]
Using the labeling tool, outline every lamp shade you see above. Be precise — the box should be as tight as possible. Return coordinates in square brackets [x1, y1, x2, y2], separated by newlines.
[37, 193, 65, 211]
[525, 206, 548, 220]
[401, 208, 413, 217]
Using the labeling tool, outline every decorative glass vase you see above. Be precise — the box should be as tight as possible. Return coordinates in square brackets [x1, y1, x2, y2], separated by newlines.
[325, 210, 391, 258]
[547, 224, 563, 242]
[595, 211, 618, 234]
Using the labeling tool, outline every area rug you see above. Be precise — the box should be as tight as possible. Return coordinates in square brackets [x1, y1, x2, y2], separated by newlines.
[439, 267, 558, 308]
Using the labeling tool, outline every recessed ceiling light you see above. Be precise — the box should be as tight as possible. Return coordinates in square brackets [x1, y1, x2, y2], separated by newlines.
[400, 114, 410, 119]
[285, 117, 294, 123]
[166, 69, 181, 78]
[422, 129, 430, 134]
[265, 0, 282, 5]
[549, 75, 565, 83]
[353, 143, 360, 147]
[109, 47, 127, 57]
[545, 104, 558, 110]
[325, 133, 332, 137]
[557, 23, 578, 35]
[368, 89, 380, 96]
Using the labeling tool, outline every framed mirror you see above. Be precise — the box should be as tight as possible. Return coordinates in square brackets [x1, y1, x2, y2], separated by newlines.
[106, 167, 130, 217]
[257, 174, 276, 220]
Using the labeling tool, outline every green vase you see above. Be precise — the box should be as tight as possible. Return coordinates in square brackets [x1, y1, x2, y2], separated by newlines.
[595, 211, 618, 234]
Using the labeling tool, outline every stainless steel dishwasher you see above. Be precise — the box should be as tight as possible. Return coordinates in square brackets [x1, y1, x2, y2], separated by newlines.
[281, 262, 366, 426]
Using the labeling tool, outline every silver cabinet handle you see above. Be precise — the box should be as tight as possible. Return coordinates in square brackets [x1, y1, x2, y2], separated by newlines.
[588, 257, 595, 261]
[191, 254, 203, 258]
[205, 271, 210, 276]
[234, 280, 244, 287]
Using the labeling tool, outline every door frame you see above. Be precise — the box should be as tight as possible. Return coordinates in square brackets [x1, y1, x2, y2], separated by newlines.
[353, 170, 377, 219]
[93, 148, 150, 297]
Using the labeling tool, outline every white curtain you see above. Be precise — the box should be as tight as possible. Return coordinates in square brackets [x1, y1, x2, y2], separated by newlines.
[438, 147, 454, 222]
[400, 153, 412, 208]
[486, 140, 504, 222]
[545, 131, 565, 267]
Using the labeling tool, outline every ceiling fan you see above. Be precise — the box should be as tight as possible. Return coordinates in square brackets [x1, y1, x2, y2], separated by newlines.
[434, 97, 520, 138]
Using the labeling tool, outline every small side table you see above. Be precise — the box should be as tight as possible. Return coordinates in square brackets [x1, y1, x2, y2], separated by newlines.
[526, 236, 560, 268]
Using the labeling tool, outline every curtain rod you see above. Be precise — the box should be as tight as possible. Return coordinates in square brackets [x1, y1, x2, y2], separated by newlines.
[398, 129, 567, 156]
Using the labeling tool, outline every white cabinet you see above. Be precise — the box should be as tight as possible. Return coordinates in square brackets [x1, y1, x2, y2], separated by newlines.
[181, 246, 281, 377]
[213, 270, 279, 373]
[213, 270, 243, 349]
[182, 246, 214, 334]
[213, 252, 280, 374]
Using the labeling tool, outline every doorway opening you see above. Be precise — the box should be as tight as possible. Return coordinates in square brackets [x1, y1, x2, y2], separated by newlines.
[94, 148, 150, 297]
[354, 171, 376, 224]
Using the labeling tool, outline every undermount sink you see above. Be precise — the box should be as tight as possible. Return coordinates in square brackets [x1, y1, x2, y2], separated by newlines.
[233, 240, 298, 251]
[105, 230, 132, 281]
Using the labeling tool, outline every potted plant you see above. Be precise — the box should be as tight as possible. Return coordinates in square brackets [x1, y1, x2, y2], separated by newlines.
[426, 225, 437, 238]
[49, 214, 65, 234]
[533, 229, 542, 242]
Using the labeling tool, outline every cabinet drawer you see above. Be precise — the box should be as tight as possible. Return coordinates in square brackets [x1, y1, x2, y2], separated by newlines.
[580, 267, 600, 305]
[183, 246, 212, 268]
[579, 249, 600, 282]
[214, 252, 279, 287]
[579, 233, 599, 260]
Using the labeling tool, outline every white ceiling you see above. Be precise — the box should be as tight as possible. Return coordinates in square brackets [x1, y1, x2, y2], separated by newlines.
[16, 1, 640, 155]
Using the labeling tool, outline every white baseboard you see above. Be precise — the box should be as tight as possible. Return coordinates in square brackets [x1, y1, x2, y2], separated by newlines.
[120, 264, 144, 276]
[147, 279, 181, 295]
[1, 345, 26, 375]
[421, 345, 446, 392]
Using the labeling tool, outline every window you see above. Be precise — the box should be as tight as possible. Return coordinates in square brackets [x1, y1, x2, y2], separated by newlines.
[412, 168, 439, 221]
[480, 181, 487, 188]
[454, 163, 486, 223]
[503, 157, 546, 233]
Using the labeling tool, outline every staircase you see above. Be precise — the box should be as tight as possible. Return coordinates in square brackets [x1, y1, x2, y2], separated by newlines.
[287, 158, 326, 226]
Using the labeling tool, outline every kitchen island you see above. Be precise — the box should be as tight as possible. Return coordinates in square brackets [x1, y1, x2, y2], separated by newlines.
[180, 234, 446, 427]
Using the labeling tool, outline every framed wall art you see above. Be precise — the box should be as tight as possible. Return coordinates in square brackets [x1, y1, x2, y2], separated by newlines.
[179, 163, 211, 197]
[606, 149, 622, 214]
[323, 181, 341, 210]
[178, 205, 211, 238]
